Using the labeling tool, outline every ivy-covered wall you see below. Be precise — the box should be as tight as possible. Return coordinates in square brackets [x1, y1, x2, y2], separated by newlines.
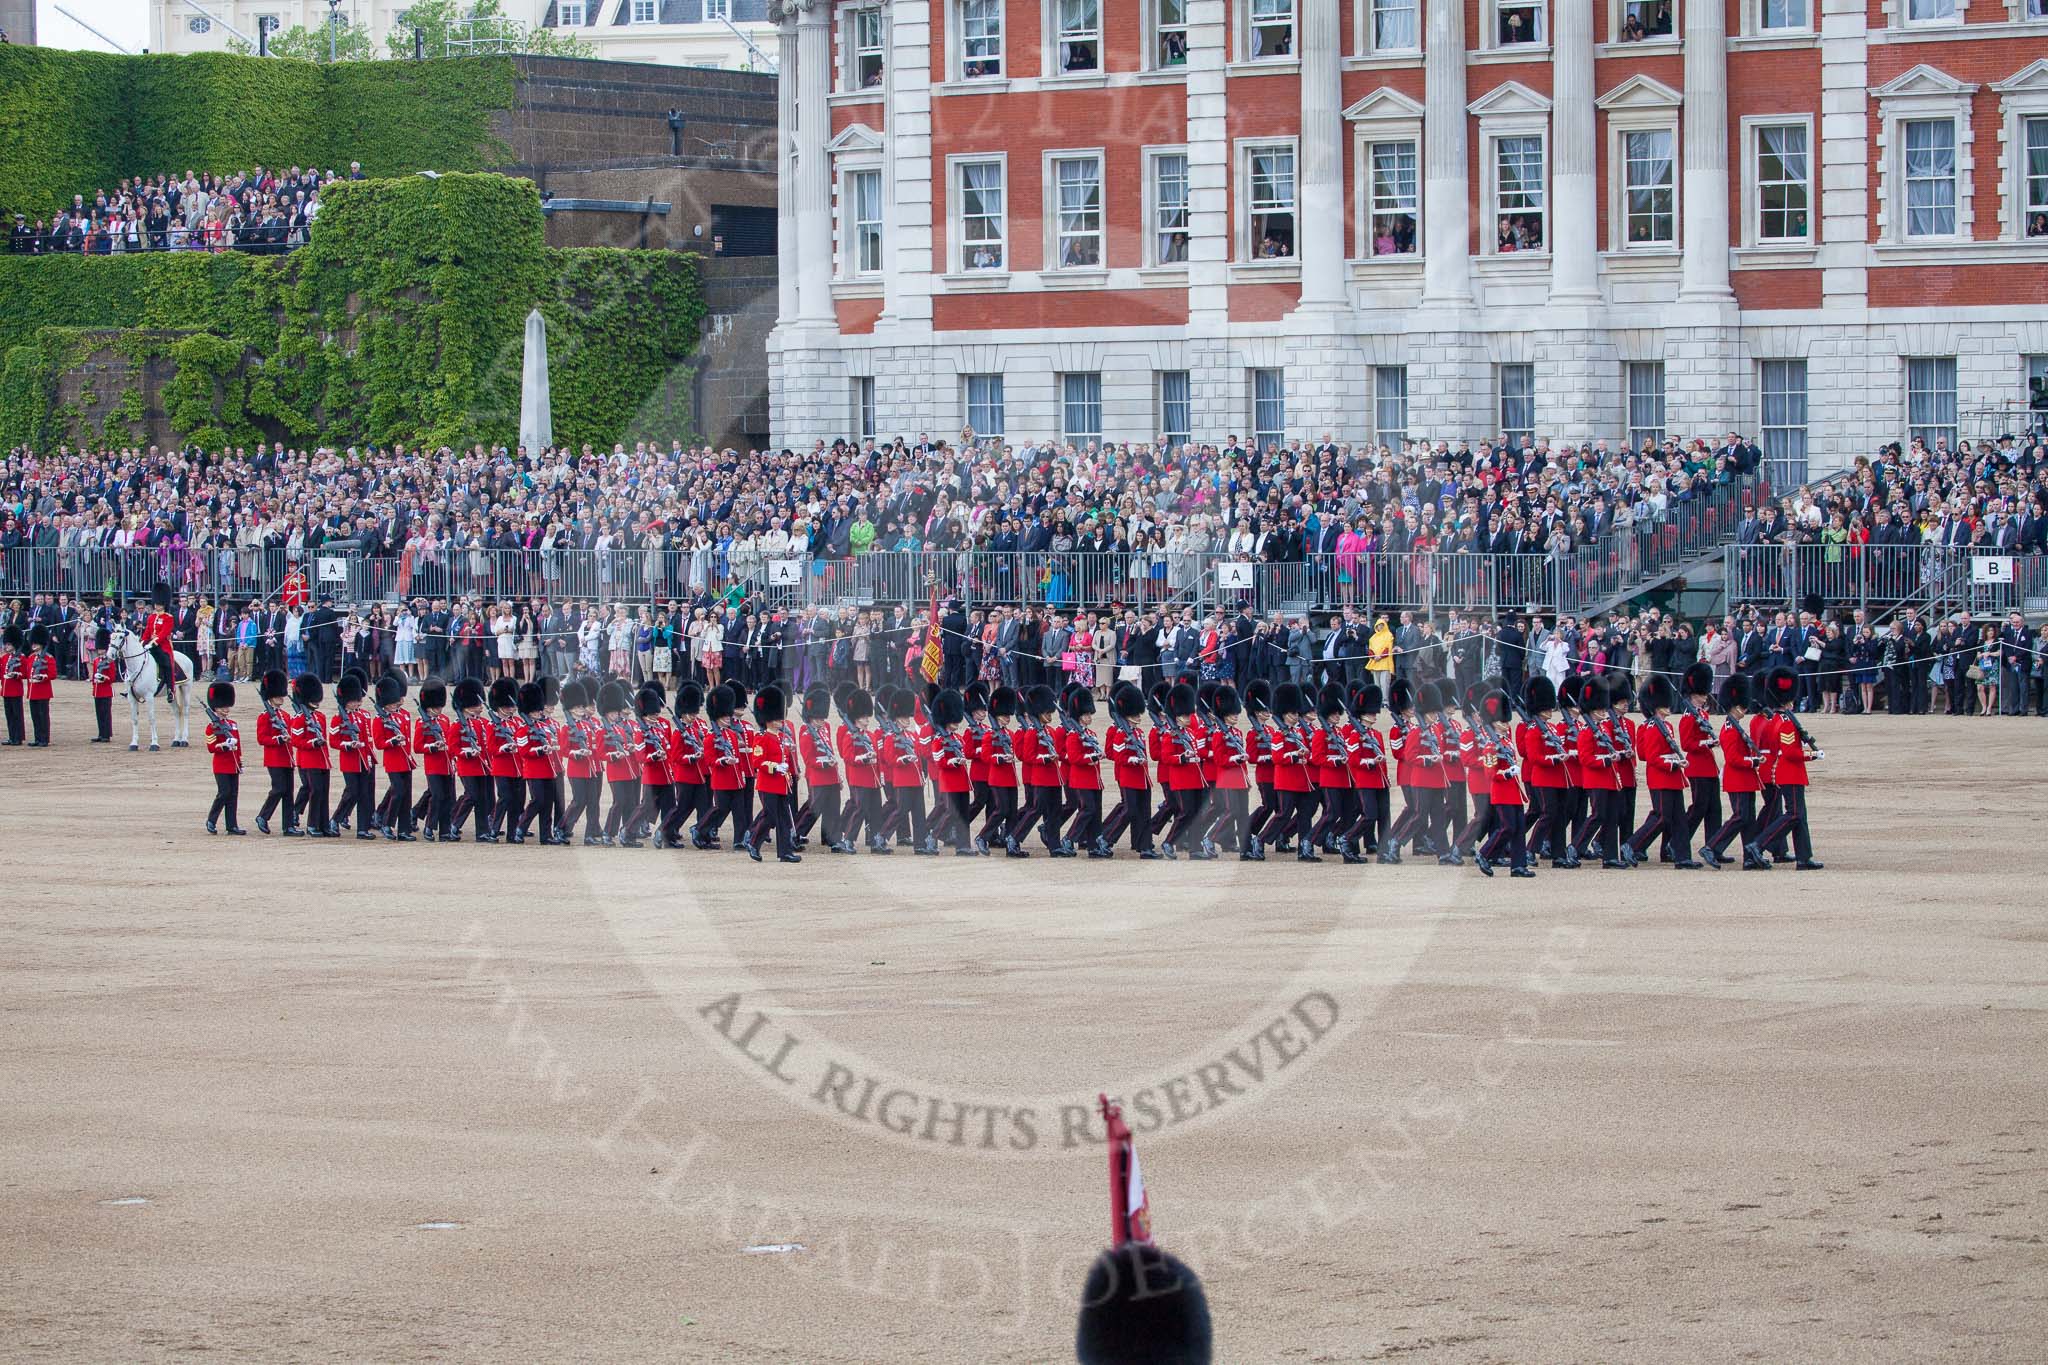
[0, 174, 706, 451]
[0, 45, 516, 222]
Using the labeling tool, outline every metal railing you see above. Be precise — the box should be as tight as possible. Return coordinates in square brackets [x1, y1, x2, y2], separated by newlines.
[1726, 543, 2047, 620]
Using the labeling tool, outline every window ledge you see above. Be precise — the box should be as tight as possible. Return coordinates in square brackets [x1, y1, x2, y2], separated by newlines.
[940, 271, 1013, 290]
[1038, 72, 1109, 89]
[1729, 31, 1818, 49]
[1133, 67, 1191, 84]
[832, 279, 885, 299]
[1595, 37, 1681, 56]
[1136, 265, 1192, 285]
[1342, 51, 1424, 71]
[1036, 269, 1111, 289]
[1472, 44, 1550, 63]
[934, 78, 1011, 96]
[1734, 243, 1820, 266]
[828, 89, 887, 105]
[1601, 248, 1682, 271]
[1475, 251, 1551, 271]
[1226, 58, 1301, 77]
[1872, 239, 2048, 265]
[1871, 18, 2046, 42]
[1228, 260, 1302, 281]
[1348, 252, 1424, 268]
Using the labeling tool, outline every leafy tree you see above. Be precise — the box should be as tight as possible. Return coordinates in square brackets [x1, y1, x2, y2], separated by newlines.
[229, 19, 378, 63]
[387, 0, 591, 59]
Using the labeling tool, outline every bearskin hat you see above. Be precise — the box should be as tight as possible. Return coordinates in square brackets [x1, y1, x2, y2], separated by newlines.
[1167, 682, 1196, 718]
[1640, 674, 1675, 714]
[1147, 679, 1173, 713]
[1, 625, 21, 650]
[207, 680, 235, 708]
[419, 678, 448, 710]
[27, 624, 48, 651]
[1524, 675, 1557, 713]
[152, 581, 172, 609]
[634, 684, 663, 718]
[704, 684, 734, 721]
[552, 678, 580, 712]
[1244, 678, 1272, 714]
[1074, 1245, 1212, 1365]
[343, 667, 369, 695]
[453, 678, 485, 710]
[1316, 682, 1345, 717]
[336, 674, 365, 705]
[1353, 682, 1384, 717]
[1416, 680, 1442, 714]
[1603, 672, 1635, 708]
[597, 679, 633, 715]
[1273, 681, 1305, 717]
[376, 673, 407, 708]
[512, 681, 539, 715]
[801, 685, 829, 721]
[1068, 687, 1097, 719]
[1390, 676, 1414, 713]
[1024, 683, 1058, 717]
[924, 680, 941, 708]
[932, 688, 966, 727]
[832, 681, 857, 716]
[1764, 664, 1799, 706]
[1719, 673, 1751, 713]
[1682, 661, 1715, 697]
[1559, 673, 1589, 711]
[540, 676, 560, 710]
[292, 673, 324, 706]
[1196, 682, 1218, 716]
[726, 680, 751, 713]
[965, 680, 990, 712]
[887, 685, 916, 720]
[94, 627, 110, 650]
[260, 669, 289, 702]
[751, 684, 785, 724]
[1481, 689, 1511, 723]
[1109, 682, 1144, 719]
[487, 677, 517, 711]
[844, 686, 874, 722]
[1212, 684, 1242, 718]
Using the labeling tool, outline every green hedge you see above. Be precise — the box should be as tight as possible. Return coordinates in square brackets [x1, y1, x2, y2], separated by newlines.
[0, 45, 516, 222]
[0, 174, 705, 451]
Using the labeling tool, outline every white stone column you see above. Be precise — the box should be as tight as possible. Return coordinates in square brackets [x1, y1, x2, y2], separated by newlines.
[775, 15, 799, 324]
[1419, 0, 1471, 306]
[1548, 0, 1599, 304]
[794, 0, 836, 324]
[1294, 0, 1346, 310]
[1677, 0, 1733, 302]
[1183, 0, 1234, 437]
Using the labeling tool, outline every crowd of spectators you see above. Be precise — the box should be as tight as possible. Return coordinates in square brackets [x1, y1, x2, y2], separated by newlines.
[5, 162, 360, 257]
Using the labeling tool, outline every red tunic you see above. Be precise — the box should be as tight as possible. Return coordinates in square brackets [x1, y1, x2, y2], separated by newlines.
[1678, 711, 1719, 780]
[1720, 718, 1763, 795]
[671, 718, 708, 786]
[1270, 723, 1312, 793]
[707, 720, 748, 791]
[1206, 724, 1250, 791]
[374, 711, 416, 776]
[1345, 721, 1386, 790]
[836, 723, 883, 789]
[0, 652, 21, 698]
[1106, 721, 1148, 790]
[604, 719, 643, 782]
[257, 707, 293, 769]
[206, 715, 242, 775]
[289, 709, 330, 770]
[1249, 720, 1276, 787]
[981, 725, 1020, 788]
[1576, 723, 1623, 792]
[1638, 717, 1688, 792]
[25, 654, 55, 700]
[799, 721, 840, 787]
[1480, 729, 1524, 806]
[931, 729, 974, 794]
[486, 715, 524, 779]
[519, 718, 559, 782]
[334, 708, 373, 775]
[1310, 722, 1350, 790]
[1755, 713, 1810, 788]
[453, 714, 488, 779]
[1060, 726, 1102, 791]
[1016, 722, 1062, 789]
[1517, 719, 1570, 789]
[884, 724, 924, 789]
[639, 716, 673, 787]
[91, 655, 118, 699]
[751, 727, 794, 796]
[562, 718, 601, 780]
[420, 713, 455, 777]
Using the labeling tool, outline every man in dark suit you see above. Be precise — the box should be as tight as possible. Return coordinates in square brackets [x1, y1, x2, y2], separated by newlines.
[1998, 612, 2033, 715]
[1495, 615, 1527, 698]
[940, 597, 969, 687]
[302, 595, 339, 681]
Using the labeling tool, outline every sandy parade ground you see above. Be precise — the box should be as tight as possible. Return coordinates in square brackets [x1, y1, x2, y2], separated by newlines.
[2, 680, 2045, 1362]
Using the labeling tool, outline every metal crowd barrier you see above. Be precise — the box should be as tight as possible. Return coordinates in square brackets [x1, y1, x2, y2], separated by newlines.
[1726, 543, 2045, 620]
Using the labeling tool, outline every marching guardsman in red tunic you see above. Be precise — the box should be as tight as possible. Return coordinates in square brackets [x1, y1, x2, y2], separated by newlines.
[1158, 682, 1212, 860]
[1574, 674, 1628, 868]
[451, 678, 494, 842]
[1473, 688, 1534, 878]
[1343, 683, 1393, 863]
[1678, 661, 1723, 848]
[791, 685, 846, 853]
[288, 672, 335, 837]
[972, 685, 1021, 853]
[517, 680, 563, 844]
[1450, 686, 1489, 862]
[1604, 674, 1642, 843]
[485, 676, 526, 844]
[1267, 682, 1316, 862]
[254, 669, 299, 836]
[1308, 683, 1359, 862]
[699, 683, 748, 849]
[1006, 684, 1068, 858]
[373, 672, 419, 841]
[1243, 680, 1280, 847]
[1100, 682, 1157, 858]
[1558, 673, 1596, 859]
[746, 685, 801, 863]
[90, 629, 118, 742]
[1625, 675, 1701, 868]
[24, 625, 57, 746]
[877, 686, 931, 854]
[1702, 675, 1770, 870]
[726, 681, 759, 851]
[331, 671, 378, 840]
[835, 686, 886, 853]
[416, 679, 458, 842]
[629, 682, 673, 847]
[1754, 664, 1822, 870]
[928, 688, 980, 855]
[595, 679, 640, 846]
[558, 679, 605, 845]
[0, 624, 25, 745]
[1384, 678, 1426, 857]
[1058, 684, 1108, 858]
[1517, 677, 1576, 870]
[1204, 684, 1257, 861]
[747, 685, 806, 854]
[203, 679, 246, 835]
[662, 683, 711, 850]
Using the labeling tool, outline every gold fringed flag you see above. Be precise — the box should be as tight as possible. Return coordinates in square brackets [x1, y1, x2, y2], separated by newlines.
[921, 588, 944, 685]
[1099, 1093, 1152, 1248]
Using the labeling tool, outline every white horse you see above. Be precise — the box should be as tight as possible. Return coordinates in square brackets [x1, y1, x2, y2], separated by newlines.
[107, 622, 194, 752]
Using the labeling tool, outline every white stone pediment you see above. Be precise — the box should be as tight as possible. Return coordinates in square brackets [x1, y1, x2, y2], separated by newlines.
[1595, 74, 1682, 111]
[1870, 64, 1979, 99]
[1990, 59, 2048, 95]
[827, 124, 884, 154]
[1466, 81, 1552, 118]
[1343, 88, 1427, 123]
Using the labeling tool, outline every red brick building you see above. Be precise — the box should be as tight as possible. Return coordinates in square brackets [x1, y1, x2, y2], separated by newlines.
[769, 0, 2048, 474]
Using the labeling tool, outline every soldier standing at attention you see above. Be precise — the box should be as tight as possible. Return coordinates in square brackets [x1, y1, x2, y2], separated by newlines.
[203, 680, 246, 835]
